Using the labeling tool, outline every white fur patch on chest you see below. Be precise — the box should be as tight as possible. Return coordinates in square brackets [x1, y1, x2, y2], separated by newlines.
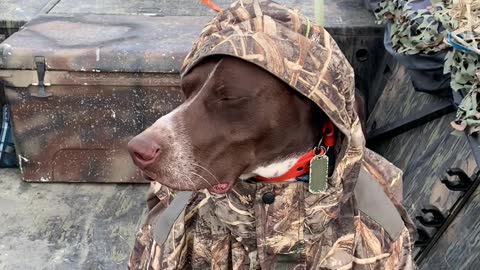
[245, 155, 302, 179]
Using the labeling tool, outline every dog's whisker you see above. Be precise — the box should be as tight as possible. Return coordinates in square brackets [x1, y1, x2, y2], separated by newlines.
[191, 163, 220, 184]
[230, 187, 243, 199]
[179, 172, 196, 190]
[191, 171, 214, 187]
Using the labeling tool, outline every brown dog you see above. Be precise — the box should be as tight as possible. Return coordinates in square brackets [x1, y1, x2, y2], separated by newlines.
[128, 56, 328, 193]
[127, 1, 415, 268]
[126, 56, 413, 270]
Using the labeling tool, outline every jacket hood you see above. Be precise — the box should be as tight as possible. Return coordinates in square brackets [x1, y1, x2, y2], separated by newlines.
[181, 0, 365, 202]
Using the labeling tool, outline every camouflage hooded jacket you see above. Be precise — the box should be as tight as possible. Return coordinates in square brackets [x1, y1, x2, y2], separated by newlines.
[129, 1, 416, 269]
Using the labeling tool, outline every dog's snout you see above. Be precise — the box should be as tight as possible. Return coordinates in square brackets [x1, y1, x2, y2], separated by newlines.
[128, 135, 161, 169]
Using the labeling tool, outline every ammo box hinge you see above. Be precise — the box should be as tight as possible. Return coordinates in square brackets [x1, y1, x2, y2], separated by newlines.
[32, 56, 52, 98]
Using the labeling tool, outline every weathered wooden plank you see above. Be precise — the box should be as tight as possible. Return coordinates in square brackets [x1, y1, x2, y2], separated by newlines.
[371, 113, 476, 217]
[419, 187, 480, 270]
[374, 113, 480, 269]
[367, 62, 451, 133]
[363, 44, 480, 269]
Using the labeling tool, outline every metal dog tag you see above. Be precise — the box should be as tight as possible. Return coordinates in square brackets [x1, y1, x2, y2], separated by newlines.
[309, 155, 329, 194]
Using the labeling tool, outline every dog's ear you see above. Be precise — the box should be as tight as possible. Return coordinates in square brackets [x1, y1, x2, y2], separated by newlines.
[182, 56, 223, 79]
[181, 56, 224, 97]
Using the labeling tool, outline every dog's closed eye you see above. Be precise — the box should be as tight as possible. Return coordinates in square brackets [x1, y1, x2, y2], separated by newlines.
[214, 84, 255, 103]
[218, 96, 250, 102]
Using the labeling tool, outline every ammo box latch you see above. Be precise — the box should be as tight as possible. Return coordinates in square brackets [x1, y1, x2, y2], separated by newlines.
[32, 56, 52, 98]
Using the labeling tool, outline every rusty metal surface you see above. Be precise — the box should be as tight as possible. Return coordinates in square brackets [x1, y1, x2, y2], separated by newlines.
[0, 15, 207, 73]
[4, 73, 183, 183]
[1, 14, 193, 183]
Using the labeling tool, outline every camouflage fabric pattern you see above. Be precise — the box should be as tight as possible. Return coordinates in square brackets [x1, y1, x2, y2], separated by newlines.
[129, 151, 415, 269]
[129, 1, 415, 269]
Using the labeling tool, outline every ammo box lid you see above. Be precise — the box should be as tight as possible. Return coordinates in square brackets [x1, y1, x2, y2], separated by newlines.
[0, 0, 380, 73]
[0, 15, 207, 74]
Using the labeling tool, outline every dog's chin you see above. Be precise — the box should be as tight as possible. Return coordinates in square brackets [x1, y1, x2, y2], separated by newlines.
[143, 171, 236, 193]
[142, 172, 197, 191]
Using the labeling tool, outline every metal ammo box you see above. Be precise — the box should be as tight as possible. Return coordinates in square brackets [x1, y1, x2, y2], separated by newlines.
[0, 0, 384, 183]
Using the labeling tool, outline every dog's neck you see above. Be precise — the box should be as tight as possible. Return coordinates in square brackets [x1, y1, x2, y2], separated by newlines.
[240, 154, 301, 180]
[240, 121, 335, 182]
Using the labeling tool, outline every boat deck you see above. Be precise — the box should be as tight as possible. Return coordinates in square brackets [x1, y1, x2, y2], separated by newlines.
[0, 169, 148, 269]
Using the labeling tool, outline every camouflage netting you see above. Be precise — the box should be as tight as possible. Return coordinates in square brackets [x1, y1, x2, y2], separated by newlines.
[375, 0, 480, 134]
[451, 70, 480, 133]
[375, 0, 448, 55]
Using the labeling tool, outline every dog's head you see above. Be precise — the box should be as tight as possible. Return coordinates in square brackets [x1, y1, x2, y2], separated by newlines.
[128, 56, 326, 193]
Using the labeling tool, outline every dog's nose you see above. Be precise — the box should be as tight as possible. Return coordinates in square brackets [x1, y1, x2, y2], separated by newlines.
[127, 136, 161, 169]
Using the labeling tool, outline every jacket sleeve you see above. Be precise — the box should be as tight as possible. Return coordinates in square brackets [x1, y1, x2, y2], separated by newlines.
[128, 182, 175, 270]
[359, 149, 417, 270]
